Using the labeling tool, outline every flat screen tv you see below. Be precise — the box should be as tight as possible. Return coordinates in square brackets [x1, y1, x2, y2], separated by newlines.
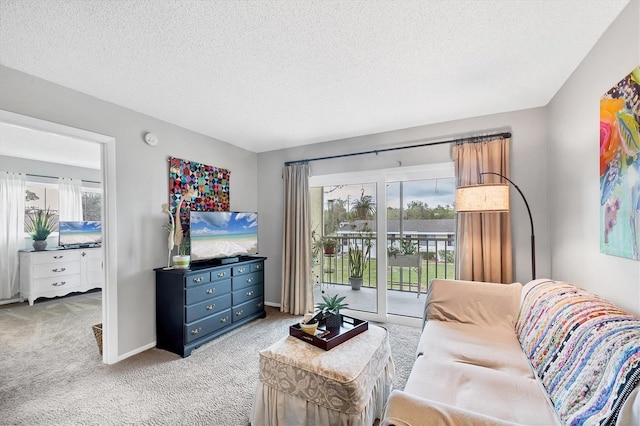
[59, 221, 102, 247]
[189, 211, 258, 262]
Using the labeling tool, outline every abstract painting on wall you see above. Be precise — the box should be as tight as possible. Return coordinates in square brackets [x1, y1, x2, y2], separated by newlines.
[168, 157, 231, 237]
[600, 66, 640, 260]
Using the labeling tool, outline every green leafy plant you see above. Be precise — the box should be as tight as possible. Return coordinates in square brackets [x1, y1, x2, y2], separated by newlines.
[25, 208, 57, 241]
[322, 236, 339, 254]
[388, 238, 417, 258]
[315, 294, 349, 315]
[348, 236, 372, 278]
[178, 240, 190, 256]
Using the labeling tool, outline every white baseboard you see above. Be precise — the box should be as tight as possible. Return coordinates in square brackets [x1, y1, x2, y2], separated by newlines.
[264, 301, 281, 308]
[116, 341, 157, 363]
[0, 297, 23, 306]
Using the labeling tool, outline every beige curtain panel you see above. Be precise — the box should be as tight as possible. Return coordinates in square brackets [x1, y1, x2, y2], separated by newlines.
[281, 163, 313, 315]
[453, 138, 513, 283]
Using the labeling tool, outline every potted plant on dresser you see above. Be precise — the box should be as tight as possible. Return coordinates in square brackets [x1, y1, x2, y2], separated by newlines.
[25, 208, 57, 251]
[315, 294, 349, 329]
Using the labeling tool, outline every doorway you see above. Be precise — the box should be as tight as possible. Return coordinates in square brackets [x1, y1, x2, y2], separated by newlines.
[310, 163, 456, 326]
[0, 110, 117, 363]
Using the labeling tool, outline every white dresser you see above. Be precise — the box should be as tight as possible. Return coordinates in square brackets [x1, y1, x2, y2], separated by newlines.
[19, 247, 103, 306]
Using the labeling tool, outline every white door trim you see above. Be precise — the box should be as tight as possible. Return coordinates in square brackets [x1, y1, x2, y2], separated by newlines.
[0, 110, 118, 364]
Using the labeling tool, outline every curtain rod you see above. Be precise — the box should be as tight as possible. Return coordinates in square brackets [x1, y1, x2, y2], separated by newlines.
[25, 173, 101, 185]
[284, 131, 511, 167]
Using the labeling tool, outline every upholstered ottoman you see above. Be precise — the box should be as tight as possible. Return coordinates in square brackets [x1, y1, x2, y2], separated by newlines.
[251, 324, 394, 426]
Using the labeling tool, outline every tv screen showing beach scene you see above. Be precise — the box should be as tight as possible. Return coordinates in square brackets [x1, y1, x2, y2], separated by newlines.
[59, 221, 102, 247]
[190, 211, 258, 261]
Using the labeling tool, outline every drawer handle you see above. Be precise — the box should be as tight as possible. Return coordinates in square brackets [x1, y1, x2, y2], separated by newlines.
[52, 281, 66, 287]
[257, 302, 263, 308]
[53, 255, 64, 259]
[246, 277, 253, 283]
[220, 317, 228, 323]
[238, 268, 246, 273]
[217, 272, 226, 278]
[255, 265, 261, 270]
[206, 288, 215, 294]
[191, 327, 202, 335]
[193, 277, 203, 283]
[206, 304, 215, 311]
[235, 310, 244, 316]
[52, 267, 66, 273]
[246, 291, 254, 296]
[81, 252, 87, 257]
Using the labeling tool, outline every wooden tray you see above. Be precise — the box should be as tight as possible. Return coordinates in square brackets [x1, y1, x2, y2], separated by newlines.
[289, 315, 368, 350]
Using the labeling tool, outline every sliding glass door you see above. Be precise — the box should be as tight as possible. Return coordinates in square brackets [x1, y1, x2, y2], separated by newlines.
[310, 163, 455, 324]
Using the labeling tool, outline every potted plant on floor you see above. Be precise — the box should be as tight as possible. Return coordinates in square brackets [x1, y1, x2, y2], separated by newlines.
[25, 208, 57, 251]
[348, 235, 372, 290]
[315, 293, 349, 329]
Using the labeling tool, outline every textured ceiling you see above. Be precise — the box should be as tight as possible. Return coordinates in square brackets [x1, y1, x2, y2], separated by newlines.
[0, 0, 630, 153]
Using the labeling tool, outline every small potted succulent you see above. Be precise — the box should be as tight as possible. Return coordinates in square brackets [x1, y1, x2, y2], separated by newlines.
[315, 294, 349, 329]
[25, 208, 57, 251]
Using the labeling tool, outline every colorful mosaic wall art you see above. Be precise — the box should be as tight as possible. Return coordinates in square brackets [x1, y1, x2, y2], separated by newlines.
[168, 157, 230, 237]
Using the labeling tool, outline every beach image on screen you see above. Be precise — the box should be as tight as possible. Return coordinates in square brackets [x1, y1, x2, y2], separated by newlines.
[59, 221, 102, 246]
[190, 212, 258, 260]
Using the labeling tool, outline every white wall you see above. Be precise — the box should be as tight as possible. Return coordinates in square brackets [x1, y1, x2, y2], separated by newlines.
[258, 107, 549, 306]
[0, 65, 259, 357]
[547, 1, 640, 315]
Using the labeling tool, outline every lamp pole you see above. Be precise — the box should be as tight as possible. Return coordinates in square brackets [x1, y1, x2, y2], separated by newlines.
[479, 172, 536, 280]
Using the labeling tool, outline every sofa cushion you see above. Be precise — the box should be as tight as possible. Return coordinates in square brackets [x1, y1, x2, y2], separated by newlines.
[425, 279, 522, 329]
[408, 321, 560, 424]
[517, 280, 640, 425]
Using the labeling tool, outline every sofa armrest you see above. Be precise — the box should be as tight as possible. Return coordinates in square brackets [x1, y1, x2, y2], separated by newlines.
[424, 279, 522, 329]
[381, 390, 520, 426]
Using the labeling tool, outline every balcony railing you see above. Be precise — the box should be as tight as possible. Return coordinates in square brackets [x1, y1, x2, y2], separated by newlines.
[319, 234, 455, 294]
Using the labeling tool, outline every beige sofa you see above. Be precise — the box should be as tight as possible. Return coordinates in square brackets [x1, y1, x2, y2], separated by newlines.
[382, 279, 640, 426]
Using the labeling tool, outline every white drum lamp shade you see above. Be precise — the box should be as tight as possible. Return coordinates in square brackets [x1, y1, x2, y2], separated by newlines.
[455, 184, 510, 212]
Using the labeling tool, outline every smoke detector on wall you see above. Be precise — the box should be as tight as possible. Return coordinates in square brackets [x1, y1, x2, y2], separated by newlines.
[144, 132, 158, 146]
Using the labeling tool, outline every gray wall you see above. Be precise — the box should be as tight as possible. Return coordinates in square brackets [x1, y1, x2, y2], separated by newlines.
[547, 1, 640, 314]
[258, 107, 549, 306]
[0, 65, 259, 356]
[0, 155, 102, 183]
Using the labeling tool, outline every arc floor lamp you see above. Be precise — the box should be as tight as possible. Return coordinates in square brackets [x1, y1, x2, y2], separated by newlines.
[456, 172, 536, 280]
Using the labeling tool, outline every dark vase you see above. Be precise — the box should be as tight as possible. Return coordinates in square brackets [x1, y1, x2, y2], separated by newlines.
[325, 312, 342, 329]
[32, 240, 47, 251]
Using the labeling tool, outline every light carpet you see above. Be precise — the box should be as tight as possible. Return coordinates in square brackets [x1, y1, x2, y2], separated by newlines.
[0, 292, 421, 425]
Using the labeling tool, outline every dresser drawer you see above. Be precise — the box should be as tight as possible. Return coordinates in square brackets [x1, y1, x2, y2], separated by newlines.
[233, 264, 252, 276]
[232, 298, 264, 323]
[33, 262, 80, 278]
[232, 271, 263, 290]
[186, 279, 231, 305]
[33, 274, 82, 292]
[211, 267, 232, 282]
[184, 309, 232, 343]
[29, 250, 81, 264]
[185, 294, 232, 323]
[185, 272, 211, 287]
[232, 284, 263, 306]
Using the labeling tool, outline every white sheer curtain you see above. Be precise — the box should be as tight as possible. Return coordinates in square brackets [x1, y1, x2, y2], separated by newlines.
[1, 172, 26, 299]
[281, 163, 313, 315]
[58, 177, 83, 221]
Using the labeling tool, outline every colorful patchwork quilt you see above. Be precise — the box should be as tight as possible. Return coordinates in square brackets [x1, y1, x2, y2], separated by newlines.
[516, 280, 640, 425]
